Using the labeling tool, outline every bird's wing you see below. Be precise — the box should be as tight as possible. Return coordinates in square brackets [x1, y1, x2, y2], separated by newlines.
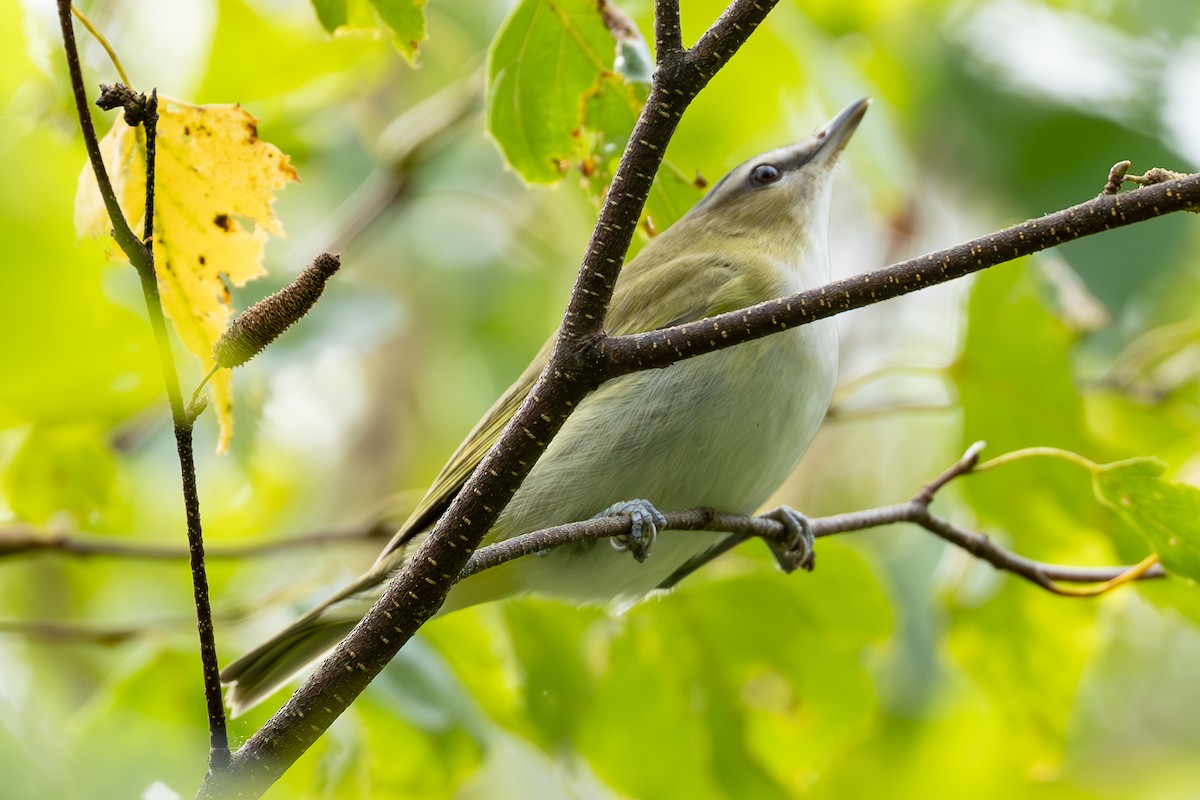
[375, 250, 769, 564]
[605, 249, 767, 335]
[373, 336, 553, 564]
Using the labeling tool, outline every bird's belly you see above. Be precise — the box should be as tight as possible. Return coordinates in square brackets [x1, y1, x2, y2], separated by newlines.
[477, 319, 838, 606]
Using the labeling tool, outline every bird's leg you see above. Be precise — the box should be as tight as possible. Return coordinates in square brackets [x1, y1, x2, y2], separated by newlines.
[761, 506, 816, 573]
[601, 499, 668, 563]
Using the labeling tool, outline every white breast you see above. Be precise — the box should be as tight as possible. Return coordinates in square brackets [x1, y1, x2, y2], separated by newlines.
[466, 311, 838, 608]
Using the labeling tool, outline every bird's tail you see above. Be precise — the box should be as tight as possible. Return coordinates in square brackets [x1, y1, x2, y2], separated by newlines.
[221, 552, 522, 715]
[220, 588, 375, 717]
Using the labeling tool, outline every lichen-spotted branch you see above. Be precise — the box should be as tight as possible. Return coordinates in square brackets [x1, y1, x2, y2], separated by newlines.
[603, 173, 1200, 375]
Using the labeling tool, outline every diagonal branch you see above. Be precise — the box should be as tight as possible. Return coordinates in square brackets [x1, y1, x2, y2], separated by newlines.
[603, 173, 1200, 375]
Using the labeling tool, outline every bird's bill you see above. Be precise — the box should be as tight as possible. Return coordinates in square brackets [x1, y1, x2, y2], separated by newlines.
[811, 98, 870, 161]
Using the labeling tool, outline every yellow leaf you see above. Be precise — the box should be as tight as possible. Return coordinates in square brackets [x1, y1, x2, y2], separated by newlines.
[75, 97, 298, 451]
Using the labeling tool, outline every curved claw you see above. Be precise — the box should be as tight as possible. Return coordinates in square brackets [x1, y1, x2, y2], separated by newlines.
[601, 499, 667, 563]
[761, 506, 815, 573]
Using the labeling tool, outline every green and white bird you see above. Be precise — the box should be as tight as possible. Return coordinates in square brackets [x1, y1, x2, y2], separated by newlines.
[221, 99, 868, 716]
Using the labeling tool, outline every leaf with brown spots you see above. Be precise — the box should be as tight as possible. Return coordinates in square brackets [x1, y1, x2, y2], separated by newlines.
[487, 0, 646, 184]
[485, 0, 701, 230]
[75, 97, 297, 451]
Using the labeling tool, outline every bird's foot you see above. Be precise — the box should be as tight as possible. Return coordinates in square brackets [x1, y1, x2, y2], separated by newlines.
[601, 499, 667, 563]
[761, 506, 815, 573]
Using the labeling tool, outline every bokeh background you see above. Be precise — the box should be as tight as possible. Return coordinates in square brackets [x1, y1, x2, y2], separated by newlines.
[3, 0, 1200, 797]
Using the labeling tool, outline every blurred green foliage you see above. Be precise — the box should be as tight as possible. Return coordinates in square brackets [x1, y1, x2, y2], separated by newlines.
[2, 0, 1200, 797]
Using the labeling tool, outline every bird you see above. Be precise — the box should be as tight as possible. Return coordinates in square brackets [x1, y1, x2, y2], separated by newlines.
[221, 98, 869, 716]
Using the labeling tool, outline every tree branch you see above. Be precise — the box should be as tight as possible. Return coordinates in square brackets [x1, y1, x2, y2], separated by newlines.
[56, 0, 228, 770]
[602, 173, 1200, 375]
[0, 607, 253, 644]
[6, 442, 1159, 648]
[0, 618, 177, 645]
[561, 0, 780, 338]
[654, 0, 683, 59]
[460, 442, 1166, 593]
[0, 521, 391, 561]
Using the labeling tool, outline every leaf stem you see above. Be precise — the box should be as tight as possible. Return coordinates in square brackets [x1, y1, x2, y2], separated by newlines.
[70, 3, 132, 87]
[974, 446, 1099, 474]
[192, 364, 221, 410]
[1048, 553, 1163, 597]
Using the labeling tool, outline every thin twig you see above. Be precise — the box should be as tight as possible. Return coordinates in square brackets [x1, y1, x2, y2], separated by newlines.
[70, 3, 132, 88]
[460, 443, 1166, 594]
[973, 446, 1097, 473]
[0, 618, 169, 645]
[602, 172, 1200, 375]
[55, 0, 228, 770]
[917, 440, 986, 503]
[10, 440, 1163, 649]
[56, 1, 146, 266]
[0, 608, 253, 644]
[2, 484, 1164, 650]
[141, 88, 157, 241]
[0, 522, 391, 560]
[10, 455, 1158, 590]
[490, 506, 1167, 589]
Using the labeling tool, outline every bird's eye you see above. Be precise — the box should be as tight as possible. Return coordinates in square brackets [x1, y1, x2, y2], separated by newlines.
[750, 164, 781, 186]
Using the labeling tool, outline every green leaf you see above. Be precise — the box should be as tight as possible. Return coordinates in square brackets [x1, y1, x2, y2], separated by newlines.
[1093, 458, 1200, 581]
[367, 0, 427, 63]
[0, 720, 68, 798]
[503, 600, 603, 747]
[346, 670, 483, 797]
[4, 426, 117, 524]
[307, 0, 426, 62]
[947, 575, 1100, 756]
[68, 648, 210, 798]
[487, 0, 645, 183]
[311, 0, 349, 32]
[970, 447, 1200, 585]
[958, 264, 1090, 459]
[581, 543, 889, 797]
[956, 263, 1106, 559]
